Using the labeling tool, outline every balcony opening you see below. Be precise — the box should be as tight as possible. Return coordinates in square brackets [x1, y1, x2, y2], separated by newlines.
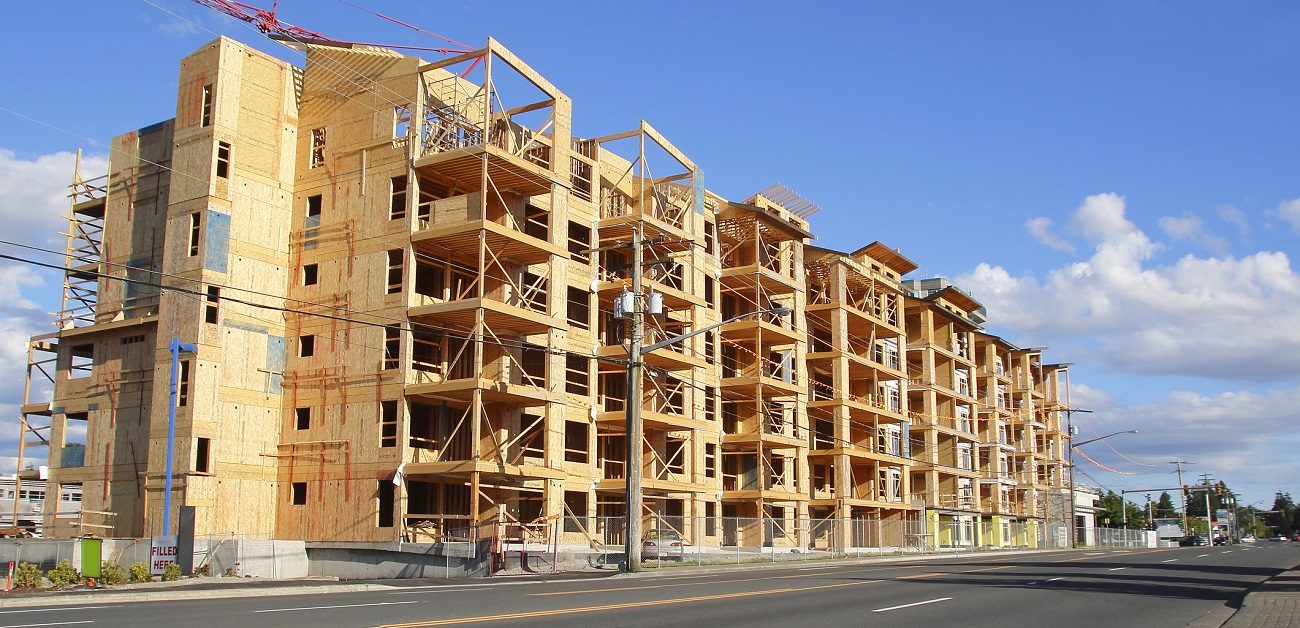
[565, 355, 589, 396]
[517, 414, 544, 460]
[566, 286, 590, 330]
[215, 141, 231, 179]
[415, 177, 450, 226]
[204, 286, 220, 325]
[664, 438, 685, 475]
[200, 84, 213, 127]
[377, 480, 394, 528]
[68, 343, 94, 379]
[382, 326, 400, 370]
[702, 385, 716, 423]
[306, 194, 322, 227]
[188, 212, 201, 257]
[567, 221, 591, 264]
[721, 400, 740, 435]
[390, 175, 407, 220]
[520, 343, 547, 387]
[814, 417, 834, 449]
[310, 127, 327, 169]
[599, 372, 626, 412]
[409, 402, 469, 458]
[195, 437, 210, 473]
[386, 249, 404, 295]
[523, 204, 548, 241]
[564, 421, 588, 463]
[380, 400, 397, 448]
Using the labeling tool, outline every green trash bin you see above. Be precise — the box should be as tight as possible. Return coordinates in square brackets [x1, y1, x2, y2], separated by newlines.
[80, 538, 102, 579]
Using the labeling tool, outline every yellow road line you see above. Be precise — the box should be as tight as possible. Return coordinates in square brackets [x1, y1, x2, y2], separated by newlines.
[896, 572, 945, 580]
[528, 563, 932, 597]
[379, 579, 885, 627]
[533, 550, 1124, 597]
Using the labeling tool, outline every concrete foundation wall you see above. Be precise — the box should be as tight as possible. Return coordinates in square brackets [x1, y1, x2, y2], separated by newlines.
[306, 542, 492, 579]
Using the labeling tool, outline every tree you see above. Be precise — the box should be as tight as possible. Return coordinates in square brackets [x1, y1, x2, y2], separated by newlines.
[1097, 490, 1146, 529]
[1154, 492, 1177, 518]
[1272, 492, 1296, 538]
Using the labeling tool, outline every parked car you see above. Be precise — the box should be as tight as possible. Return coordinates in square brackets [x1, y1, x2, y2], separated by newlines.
[643, 529, 684, 560]
[1180, 535, 1209, 546]
[1272, 535, 1286, 542]
[1212, 536, 1229, 546]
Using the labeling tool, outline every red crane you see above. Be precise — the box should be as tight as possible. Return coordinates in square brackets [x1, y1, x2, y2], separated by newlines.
[191, 0, 474, 55]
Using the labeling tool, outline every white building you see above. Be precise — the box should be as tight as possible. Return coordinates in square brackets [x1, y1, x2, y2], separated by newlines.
[1074, 485, 1101, 546]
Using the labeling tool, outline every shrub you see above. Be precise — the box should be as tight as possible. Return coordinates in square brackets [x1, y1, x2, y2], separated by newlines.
[13, 562, 42, 589]
[100, 561, 128, 585]
[161, 563, 181, 582]
[128, 561, 151, 583]
[47, 560, 79, 587]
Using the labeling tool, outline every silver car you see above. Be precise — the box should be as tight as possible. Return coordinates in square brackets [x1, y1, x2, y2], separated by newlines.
[643, 529, 684, 560]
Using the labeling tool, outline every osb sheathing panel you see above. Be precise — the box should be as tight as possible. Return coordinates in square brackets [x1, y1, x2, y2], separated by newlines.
[99, 123, 172, 321]
[139, 37, 297, 538]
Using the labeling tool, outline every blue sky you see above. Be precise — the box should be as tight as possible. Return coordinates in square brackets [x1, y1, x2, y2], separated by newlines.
[1, 1, 1298, 511]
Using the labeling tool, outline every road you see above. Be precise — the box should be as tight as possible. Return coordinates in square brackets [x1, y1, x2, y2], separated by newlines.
[3, 543, 1296, 628]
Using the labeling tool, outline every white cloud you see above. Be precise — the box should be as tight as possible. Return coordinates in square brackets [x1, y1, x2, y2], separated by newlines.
[958, 193, 1300, 380]
[1074, 384, 1300, 506]
[0, 149, 109, 249]
[1275, 198, 1300, 232]
[1158, 215, 1202, 240]
[1158, 214, 1229, 255]
[1216, 204, 1251, 236]
[1026, 217, 1075, 252]
[1068, 192, 1140, 242]
[1067, 382, 1113, 409]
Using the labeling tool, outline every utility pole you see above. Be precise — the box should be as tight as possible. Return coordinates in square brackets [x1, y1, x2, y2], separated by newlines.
[608, 225, 789, 572]
[625, 223, 645, 573]
[1170, 460, 1192, 536]
[1199, 473, 1214, 537]
[1063, 407, 1093, 548]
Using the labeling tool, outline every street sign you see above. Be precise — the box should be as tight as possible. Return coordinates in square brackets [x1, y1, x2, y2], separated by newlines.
[150, 535, 178, 576]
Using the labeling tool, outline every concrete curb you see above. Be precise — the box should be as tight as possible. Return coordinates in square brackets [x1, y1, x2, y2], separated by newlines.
[0, 546, 1098, 609]
[0, 582, 398, 608]
[600, 547, 1072, 580]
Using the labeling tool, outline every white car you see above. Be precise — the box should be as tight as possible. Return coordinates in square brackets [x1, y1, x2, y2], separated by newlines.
[643, 529, 684, 560]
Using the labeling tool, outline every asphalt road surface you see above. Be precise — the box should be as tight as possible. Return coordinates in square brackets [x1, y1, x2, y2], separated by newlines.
[4, 543, 1296, 628]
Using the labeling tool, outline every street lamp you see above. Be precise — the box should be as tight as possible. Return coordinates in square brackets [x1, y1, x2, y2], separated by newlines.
[1073, 430, 1138, 447]
[1065, 414, 1138, 548]
[620, 233, 792, 571]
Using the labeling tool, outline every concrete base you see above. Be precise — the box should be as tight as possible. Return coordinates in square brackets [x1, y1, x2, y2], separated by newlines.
[305, 541, 492, 579]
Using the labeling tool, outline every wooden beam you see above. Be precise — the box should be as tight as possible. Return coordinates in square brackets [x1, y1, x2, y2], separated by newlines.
[499, 98, 554, 118]
[640, 120, 696, 172]
[419, 48, 489, 73]
[486, 37, 563, 99]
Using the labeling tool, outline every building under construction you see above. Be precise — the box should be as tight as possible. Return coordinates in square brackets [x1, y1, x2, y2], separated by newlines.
[16, 35, 1073, 554]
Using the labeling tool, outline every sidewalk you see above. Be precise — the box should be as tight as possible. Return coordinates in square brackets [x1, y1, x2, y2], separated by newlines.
[0, 546, 1056, 608]
[1223, 564, 1300, 628]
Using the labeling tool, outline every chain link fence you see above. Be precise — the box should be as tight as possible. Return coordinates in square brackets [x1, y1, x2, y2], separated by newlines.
[551, 515, 1060, 568]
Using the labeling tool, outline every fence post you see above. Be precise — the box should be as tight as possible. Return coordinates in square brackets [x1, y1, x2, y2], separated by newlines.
[877, 518, 883, 557]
